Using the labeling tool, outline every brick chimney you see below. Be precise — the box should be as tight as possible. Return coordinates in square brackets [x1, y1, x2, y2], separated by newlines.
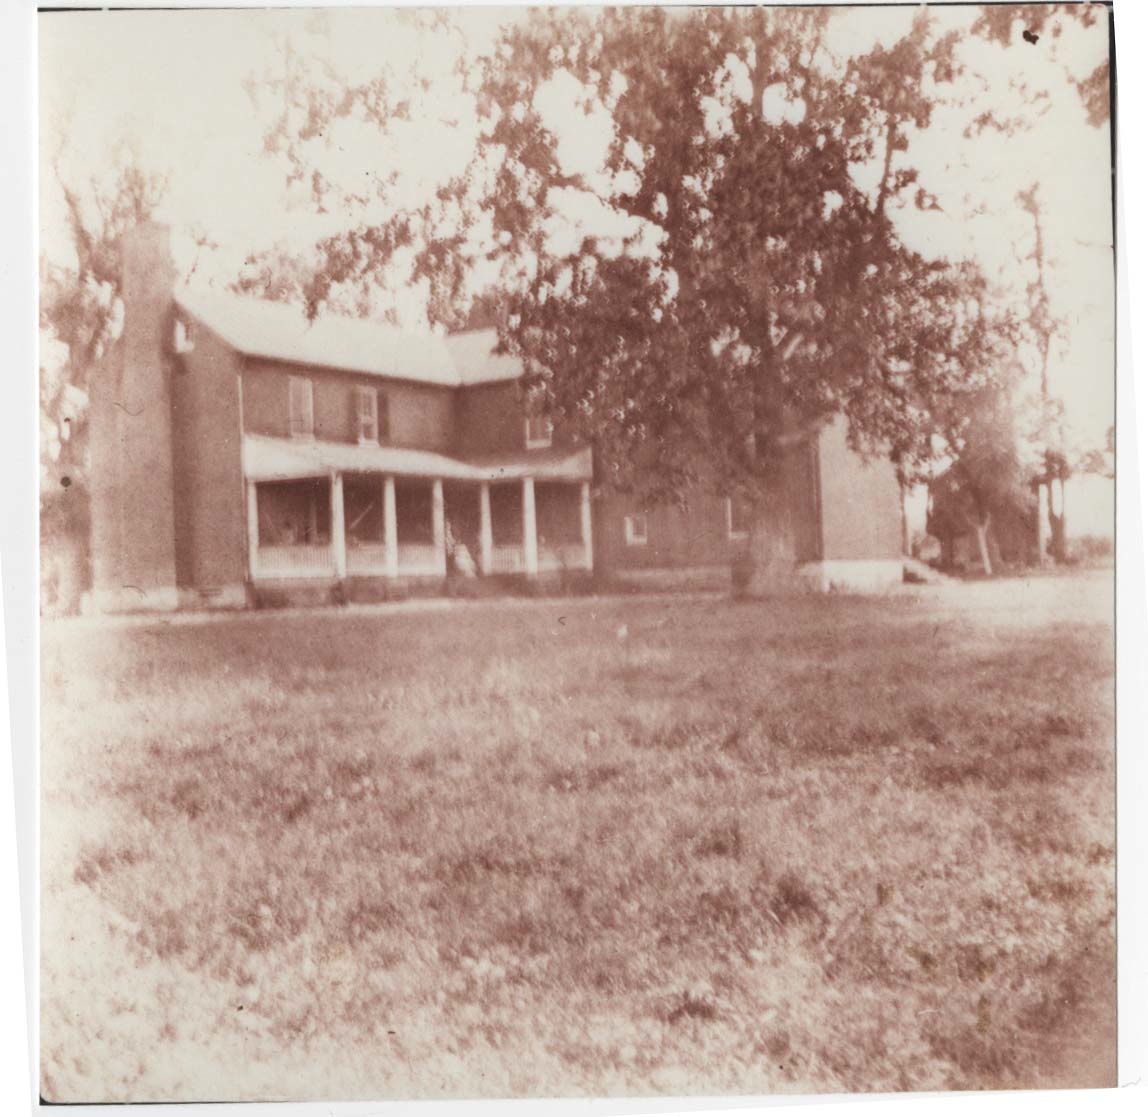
[87, 222, 180, 612]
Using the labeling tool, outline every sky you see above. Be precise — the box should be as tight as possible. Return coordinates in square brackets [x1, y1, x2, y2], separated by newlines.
[38, 4, 1116, 534]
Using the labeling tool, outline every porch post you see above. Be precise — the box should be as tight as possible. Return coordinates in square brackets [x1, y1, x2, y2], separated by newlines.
[383, 475, 398, 578]
[522, 476, 538, 577]
[431, 478, 446, 575]
[246, 479, 260, 580]
[331, 471, 347, 578]
[479, 481, 493, 575]
[580, 481, 593, 571]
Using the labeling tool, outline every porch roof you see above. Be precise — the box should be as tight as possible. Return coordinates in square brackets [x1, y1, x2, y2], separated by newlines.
[242, 434, 593, 485]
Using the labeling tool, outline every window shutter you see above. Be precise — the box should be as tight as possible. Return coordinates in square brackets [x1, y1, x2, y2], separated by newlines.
[378, 391, 390, 442]
[356, 386, 378, 442]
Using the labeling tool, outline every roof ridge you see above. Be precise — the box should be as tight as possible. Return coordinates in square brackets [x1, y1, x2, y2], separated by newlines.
[172, 285, 521, 388]
[175, 283, 421, 334]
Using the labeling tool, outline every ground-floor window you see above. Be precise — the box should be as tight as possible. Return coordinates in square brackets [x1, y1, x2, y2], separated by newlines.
[726, 495, 751, 540]
[624, 513, 649, 546]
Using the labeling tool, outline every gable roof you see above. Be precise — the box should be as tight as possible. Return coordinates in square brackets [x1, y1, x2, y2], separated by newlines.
[442, 328, 523, 387]
[174, 287, 521, 388]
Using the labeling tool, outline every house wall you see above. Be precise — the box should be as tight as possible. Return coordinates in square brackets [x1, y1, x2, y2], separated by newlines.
[170, 315, 247, 593]
[816, 417, 903, 562]
[455, 380, 524, 455]
[595, 489, 736, 573]
[595, 438, 822, 575]
[595, 423, 897, 577]
[455, 380, 585, 457]
[241, 360, 457, 451]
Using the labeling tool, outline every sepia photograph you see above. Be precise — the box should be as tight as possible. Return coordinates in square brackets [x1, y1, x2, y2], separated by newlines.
[37, 2, 1117, 1104]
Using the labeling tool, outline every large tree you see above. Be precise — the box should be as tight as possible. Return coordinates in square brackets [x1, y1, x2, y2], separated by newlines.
[251, 7, 1039, 589]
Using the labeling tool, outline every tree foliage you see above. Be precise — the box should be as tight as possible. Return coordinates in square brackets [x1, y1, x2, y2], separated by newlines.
[970, 2, 1110, 128]
[927, 384, 1035, 575]
[269, 8, 1008, 513]
[1078, 424, 1114, 481]
[40, 153, 168, 491]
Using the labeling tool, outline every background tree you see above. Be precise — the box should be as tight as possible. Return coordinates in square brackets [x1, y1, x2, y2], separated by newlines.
[41, 150, 168, 491]
[232, 242, 322, 308]
[926, 382, 1035, 576]
[962, 3, 1113, 564]
[1016, 181, 1072, 564]
[39, 151, 167, 610]
[1078, 424, 1115, 482]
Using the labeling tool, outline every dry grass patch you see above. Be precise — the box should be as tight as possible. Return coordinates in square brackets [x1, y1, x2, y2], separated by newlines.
[41, 576, 1115, 1101]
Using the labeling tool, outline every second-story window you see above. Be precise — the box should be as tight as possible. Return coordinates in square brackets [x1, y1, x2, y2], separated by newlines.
[525, 414, 553, 449]
[288, 375, 314, 439]
[356, 386, 378, 443]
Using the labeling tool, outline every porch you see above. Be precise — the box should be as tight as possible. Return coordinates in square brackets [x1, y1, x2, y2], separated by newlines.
[242, 436, 593, 584]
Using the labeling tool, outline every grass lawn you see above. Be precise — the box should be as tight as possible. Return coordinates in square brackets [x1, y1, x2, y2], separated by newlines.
[40, 574, 1116, 1102]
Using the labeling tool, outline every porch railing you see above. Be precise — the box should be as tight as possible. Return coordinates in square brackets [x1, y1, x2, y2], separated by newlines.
[486, 543, 590, 575]
[488, 544, 525, 575]
[397, 542, 443, 576]
[346, 542, 390, 576]
[539, 543, 590, 573]
[255, 540, 589, 579]
[256, 543, 336, 579]
[255, 541, 447, 579]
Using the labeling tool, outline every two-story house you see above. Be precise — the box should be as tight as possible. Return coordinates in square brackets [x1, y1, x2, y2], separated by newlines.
[84, 223, 903, 613]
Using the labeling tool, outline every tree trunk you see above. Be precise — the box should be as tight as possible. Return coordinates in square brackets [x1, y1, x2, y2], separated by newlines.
[989, 532, 1004, 574]
[974, 519, 994, 577]
[1049, 512, 1067, 563]
[1049, 475, 1068, 562]
[732, 460, 802, 598]
[1036, 482, 1050, 566]
[899, 480, 909, 556]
